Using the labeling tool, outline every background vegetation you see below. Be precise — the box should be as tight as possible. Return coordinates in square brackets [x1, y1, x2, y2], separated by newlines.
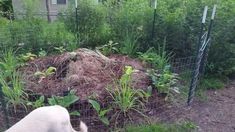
[0, 0, 234, 130]
[1, 0, 234, 77]
[0, 0, 234, 89]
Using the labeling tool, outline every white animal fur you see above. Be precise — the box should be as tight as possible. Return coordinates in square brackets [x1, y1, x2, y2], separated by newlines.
[6, 105, 88, 132]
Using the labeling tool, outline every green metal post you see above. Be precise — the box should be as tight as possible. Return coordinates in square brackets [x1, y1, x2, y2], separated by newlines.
[75, 7, 79, 46]
[151, 8, 157, 42]
[187, 6, 208, 106]
[151, 0, 157, 44]
[200, 5, 217, 75]
[197, 6, 208, 54]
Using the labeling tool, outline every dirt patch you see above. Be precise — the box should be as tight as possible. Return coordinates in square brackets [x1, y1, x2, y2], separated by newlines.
[178, 80, 235, 132]
[20, 48, 151, 100]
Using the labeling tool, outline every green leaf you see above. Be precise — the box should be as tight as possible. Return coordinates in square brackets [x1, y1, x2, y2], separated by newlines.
[62, 93, 79, 107]
[34, 71, 45, 77]
[45, 67, 56, 76]
[99, 108, 111, 117]
[0, 62, 7, 70]
[39, 96, 45, 102]
[48, 96, 58, 105]
[125, 66, 133, 75]
[88, 99, 100, 112]
[100, 117, 109, 126]
[48, 92, 79, 108]
[70, 111, 80, 116]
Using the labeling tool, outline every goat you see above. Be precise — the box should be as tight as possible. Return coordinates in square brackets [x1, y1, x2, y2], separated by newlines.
[6, 105, 88, 132]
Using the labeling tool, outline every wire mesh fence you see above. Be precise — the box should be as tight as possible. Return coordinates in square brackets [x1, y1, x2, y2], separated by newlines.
[0, 5, 215, 131]
[0, 54, 196, 131]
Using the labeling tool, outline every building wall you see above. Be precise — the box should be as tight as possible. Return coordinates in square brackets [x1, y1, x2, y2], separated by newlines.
[12, 0, 69, 21]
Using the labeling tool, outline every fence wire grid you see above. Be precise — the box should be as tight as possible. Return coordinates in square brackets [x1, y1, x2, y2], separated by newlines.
[0, 8, 214, 131]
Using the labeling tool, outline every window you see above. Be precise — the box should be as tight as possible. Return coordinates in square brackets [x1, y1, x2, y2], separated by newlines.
[51, 0, 66, 5]
[57, 0, 66, 4]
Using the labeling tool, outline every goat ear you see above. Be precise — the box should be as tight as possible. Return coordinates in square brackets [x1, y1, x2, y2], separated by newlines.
[80, 121, 88, 132]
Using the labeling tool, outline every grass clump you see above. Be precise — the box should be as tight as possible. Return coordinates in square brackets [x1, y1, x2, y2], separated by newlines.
[0, 49, 28, 112]
[0, 71, 28, 112]
[107, 66, 148, 123]
[199, 76, 226, 90]
[125, 121, 197, 132]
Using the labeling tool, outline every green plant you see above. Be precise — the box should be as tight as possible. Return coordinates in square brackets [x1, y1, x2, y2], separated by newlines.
[148, 66, 179, 99]
[0, 71, 28, 112]
[59, 0, 109, 48]
[54, 46, 66, 53]
[38, 48, 47, 57]
[0, 49, 19, 78]
[125, 121, 197, 132]
[96, 40, 119, 56]
[20, 52, 37, 62]
[48, 90, 80, 116]
[138, 39, 172, 70]
[107, 66, 148, 123]
[88, 99, 111, 125]
[119, 28, 143, 57]
[199, 76, 225, 90]
[108, 0, 152, 48]
[42, 22, 76, 53]
[27, 95, 45, 109]
[34, 66, 56, 83]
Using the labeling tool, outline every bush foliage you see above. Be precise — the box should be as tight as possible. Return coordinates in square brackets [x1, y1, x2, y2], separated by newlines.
[0, 0, 234, 76]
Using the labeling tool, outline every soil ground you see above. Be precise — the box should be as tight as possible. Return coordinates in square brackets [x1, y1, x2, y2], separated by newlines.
[1, 80, 235, 132]
[181, 80, 235, 132]
[1, 49, 234, 131]
[20, 49, 150, 101]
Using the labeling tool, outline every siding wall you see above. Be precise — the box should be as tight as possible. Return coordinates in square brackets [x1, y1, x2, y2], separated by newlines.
[12, 0, 69, 21]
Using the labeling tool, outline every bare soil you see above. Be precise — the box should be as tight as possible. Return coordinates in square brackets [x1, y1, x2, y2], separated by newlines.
[180, 80, 235, 132]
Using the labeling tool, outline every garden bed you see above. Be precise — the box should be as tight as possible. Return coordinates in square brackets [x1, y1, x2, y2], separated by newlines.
[20, 48, 151, 101]
[1, 90, 184, 132]
[0, 48, 186, 131]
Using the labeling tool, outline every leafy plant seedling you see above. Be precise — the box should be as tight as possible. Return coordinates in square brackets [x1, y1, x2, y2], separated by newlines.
[88, 99, 111, 125]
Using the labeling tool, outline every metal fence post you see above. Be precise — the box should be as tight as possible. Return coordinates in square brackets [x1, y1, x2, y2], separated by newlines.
[0, 85, 10, 129]
[200, 5, 217, 75]
[187, 6, 209, 105]
[151, 0, 157, 42]
[75, 0, 79, 46]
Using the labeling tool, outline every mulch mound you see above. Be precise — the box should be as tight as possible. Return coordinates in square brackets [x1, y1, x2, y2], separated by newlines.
[20, 48, 151, 100]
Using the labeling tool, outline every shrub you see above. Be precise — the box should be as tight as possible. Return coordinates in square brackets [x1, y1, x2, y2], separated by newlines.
[148, 66, 180, 99]
[108, 0, 152, 51]
[138, 44, 172, 70]
[59, 0, 109, 48]
[42, 22, 76, 52]
[119, 30, 141, 57]
[207, 0, 235, 76]
[0, 19, 76, 54]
